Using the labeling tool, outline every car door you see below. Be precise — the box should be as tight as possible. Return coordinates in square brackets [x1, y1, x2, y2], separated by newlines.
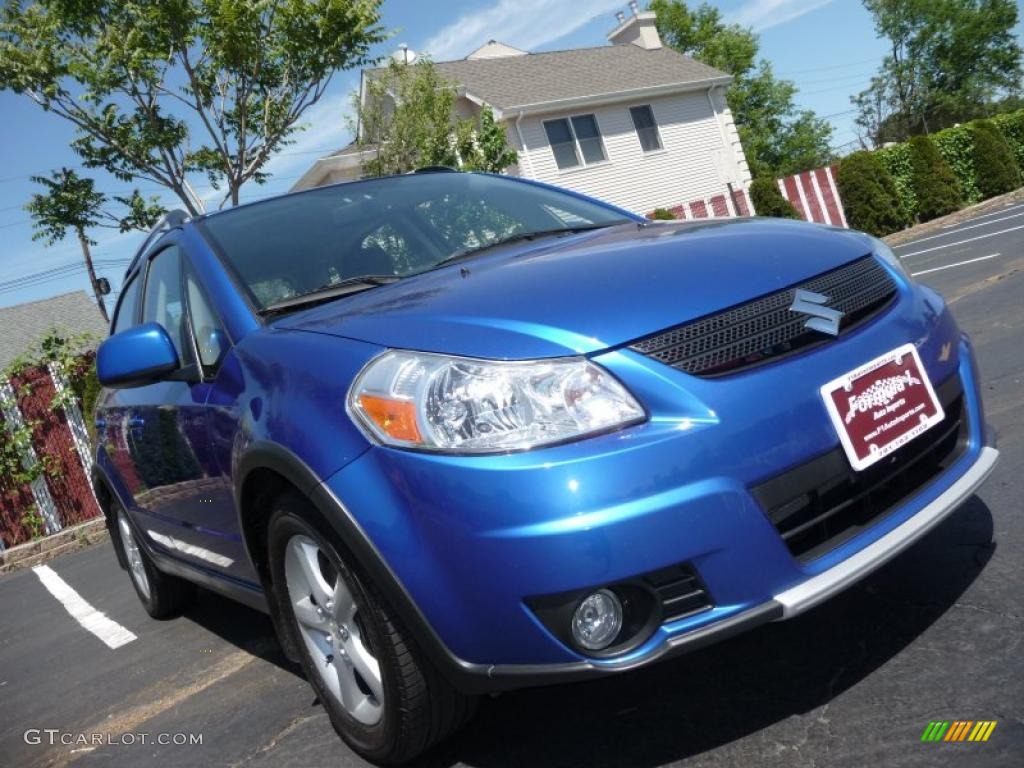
[115, 244, 238, 574]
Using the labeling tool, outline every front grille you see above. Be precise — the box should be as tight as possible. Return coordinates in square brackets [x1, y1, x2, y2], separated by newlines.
[752, 374, 969, 562]
[643, 563, 713, 622]
[629, 256, 897, 377]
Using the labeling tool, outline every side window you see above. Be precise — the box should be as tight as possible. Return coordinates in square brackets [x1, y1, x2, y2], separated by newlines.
[185, 272, 229, 374]
[113, 274, 142, 334]
[142, 246, 191, 365]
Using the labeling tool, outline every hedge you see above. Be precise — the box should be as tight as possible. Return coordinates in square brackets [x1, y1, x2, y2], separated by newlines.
[749, 177, 800, 219]
[907, 135, 962, 222]
[992, 110, 1024, 169]
[931, 124, 980, 204]
[972, 119, 1022, 199]
[876, 143, 917, 223]
[835, 151, 908, 237]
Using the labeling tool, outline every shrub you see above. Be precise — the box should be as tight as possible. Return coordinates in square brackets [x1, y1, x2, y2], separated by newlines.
[972, 119, 1022, 199]
[877, 143, 917, 223]
[748, 177, 800, 219]
[932, 124, 980, 204]
[649, 207, 676, 220]
[835, 151, 907, 237]
[992, 109, 1024, 169]
[906, 135, 962, 221]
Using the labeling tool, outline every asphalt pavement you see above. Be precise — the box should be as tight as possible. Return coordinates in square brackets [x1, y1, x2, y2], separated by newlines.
[1, 203, 1022, 768]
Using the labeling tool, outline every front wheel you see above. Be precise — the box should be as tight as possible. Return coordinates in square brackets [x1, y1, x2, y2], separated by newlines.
[268, 492, 477, 764]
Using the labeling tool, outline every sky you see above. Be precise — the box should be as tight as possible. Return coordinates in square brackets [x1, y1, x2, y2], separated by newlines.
[0, 0, 1020, 309]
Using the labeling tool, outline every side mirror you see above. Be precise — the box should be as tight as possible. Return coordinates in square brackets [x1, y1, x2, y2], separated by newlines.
[97, 323, 180, 388]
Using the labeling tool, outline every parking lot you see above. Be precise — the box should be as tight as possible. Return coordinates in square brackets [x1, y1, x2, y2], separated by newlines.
[1, 203, 1022, 768]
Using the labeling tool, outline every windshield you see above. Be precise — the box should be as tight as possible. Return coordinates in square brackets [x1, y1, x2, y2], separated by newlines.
[196, 173, 633, 310]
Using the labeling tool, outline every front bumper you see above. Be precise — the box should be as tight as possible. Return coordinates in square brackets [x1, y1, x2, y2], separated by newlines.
[324, 285, 998, 693]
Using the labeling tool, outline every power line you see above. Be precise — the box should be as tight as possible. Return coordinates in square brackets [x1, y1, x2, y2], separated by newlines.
[778, 56, 880, 76]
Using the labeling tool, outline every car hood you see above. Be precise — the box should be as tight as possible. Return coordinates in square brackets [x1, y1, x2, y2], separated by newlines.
[276, 218, 876, 359]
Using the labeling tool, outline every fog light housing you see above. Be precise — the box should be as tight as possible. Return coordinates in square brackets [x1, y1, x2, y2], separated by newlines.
[571, 589, 623, 650]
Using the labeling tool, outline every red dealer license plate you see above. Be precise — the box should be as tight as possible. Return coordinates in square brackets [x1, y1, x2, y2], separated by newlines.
[820, 343, 945, 471]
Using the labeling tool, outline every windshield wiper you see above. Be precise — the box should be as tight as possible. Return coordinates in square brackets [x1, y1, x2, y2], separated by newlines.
[435, 222, 624, 266]
[260, 274, 400, 316]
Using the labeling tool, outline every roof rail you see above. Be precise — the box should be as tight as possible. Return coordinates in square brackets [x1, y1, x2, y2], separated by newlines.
[125, 209, 190, 278]
[412, 165, 458, 174]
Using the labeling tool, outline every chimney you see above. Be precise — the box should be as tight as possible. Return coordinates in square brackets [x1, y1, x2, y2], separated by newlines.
[607, 7, 662, 50]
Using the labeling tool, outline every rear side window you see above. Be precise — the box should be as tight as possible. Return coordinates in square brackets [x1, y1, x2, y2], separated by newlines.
[113, 275, 141, 334]
[142, 246, 191, 365]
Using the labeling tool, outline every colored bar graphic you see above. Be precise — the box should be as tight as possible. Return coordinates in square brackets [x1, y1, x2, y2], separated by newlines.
[922, 721, 997, 742]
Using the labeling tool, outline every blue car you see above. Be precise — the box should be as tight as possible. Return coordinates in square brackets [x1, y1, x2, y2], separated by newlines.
[94, 170, 998, 763]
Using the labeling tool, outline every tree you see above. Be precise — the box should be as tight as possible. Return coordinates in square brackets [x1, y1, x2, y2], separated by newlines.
[906, 135, 961, 220]
[971, 119, 1022, 198]
[650, 0, 832, 176]
[25, 169, 165, 321]
[460, 109, 518, 173]
[854, 0, 1023, 146]
[835, 151, 908, 237]
[355, 59, 516, 176]
[0, 1, 384, 213]
[748, 177, 800, 219]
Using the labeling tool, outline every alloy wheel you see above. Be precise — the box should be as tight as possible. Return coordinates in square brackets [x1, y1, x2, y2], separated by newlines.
[284, 534, 384, 725]
[117, 510, 151, 600]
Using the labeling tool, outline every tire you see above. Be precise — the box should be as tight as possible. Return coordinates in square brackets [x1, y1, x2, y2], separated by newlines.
[113, 502, 195, 619]
[267, 490, 477, 764]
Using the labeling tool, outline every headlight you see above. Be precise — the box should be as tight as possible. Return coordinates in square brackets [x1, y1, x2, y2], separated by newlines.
[871, 236, 910, 280]
[348, 351, 645, 454]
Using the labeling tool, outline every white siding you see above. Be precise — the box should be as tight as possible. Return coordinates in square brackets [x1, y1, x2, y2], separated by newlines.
[509, 90, 747, 215]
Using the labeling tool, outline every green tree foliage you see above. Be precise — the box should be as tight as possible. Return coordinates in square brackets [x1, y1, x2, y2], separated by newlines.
[835, 151, 908, 237]
[748, 178, 800, 219]
[971, 119, 1022, 198]
[906, 135, 962, 221]
[356, 60, 517, 176]
[650, 0, 832, 176]
[0, 0, 384, 212]
[854, 0, 1023, 146]
[459, 108, 518, 173]
[357, 58, 458, 176]
[26, 169, 164, 321]
[649, 208, 677, 220]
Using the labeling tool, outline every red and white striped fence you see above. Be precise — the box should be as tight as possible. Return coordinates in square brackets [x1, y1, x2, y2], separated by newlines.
[0, 362, 101, 550]
[646, 164, 848, 227]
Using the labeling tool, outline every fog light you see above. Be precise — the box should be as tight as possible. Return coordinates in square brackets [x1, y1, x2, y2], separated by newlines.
[571, 589, 623, 651]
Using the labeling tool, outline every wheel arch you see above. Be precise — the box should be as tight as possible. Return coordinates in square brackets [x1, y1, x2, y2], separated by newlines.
[233, 441, 485, 691]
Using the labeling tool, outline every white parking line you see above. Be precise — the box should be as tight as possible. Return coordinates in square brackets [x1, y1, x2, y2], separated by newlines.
[900, 224, 1024, 258]
[911, 253, 1000, 277]
[33, 565, 137, 649]
[901, 210, 1024, 248]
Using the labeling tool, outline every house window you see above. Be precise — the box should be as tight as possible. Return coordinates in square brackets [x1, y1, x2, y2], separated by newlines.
[630, 105, 662, 152]
[543, 115, 607, 169]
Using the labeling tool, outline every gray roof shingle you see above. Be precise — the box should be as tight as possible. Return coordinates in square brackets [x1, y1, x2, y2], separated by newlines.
[427, 44, 730, 111]
[0, 291, 108, 369]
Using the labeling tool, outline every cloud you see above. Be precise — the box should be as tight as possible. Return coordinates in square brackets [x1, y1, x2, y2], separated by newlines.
[421, 0, 625, 61]
[730, 0, 833, 32]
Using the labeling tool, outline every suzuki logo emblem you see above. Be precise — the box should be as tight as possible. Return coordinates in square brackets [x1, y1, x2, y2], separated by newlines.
[790, 289, 844, 336]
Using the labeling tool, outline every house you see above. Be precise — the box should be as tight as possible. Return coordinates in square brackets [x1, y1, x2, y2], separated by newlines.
[0, 291, 108, 369]
[292, 6, 754, 218]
